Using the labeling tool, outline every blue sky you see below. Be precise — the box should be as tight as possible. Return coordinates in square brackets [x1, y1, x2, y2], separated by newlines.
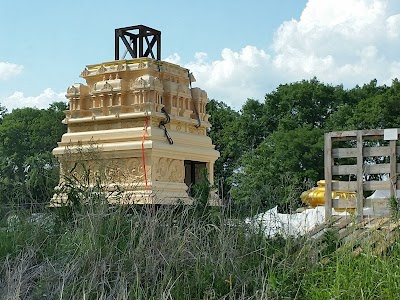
[1, 0, 400, 111]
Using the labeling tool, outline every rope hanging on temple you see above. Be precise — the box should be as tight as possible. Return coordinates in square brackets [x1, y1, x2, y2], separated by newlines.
[159, 107, 173, 144]
[155, 59, 173, 145]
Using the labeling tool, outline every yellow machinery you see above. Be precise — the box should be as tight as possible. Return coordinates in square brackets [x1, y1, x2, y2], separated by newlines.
[300, 180, 356, 211]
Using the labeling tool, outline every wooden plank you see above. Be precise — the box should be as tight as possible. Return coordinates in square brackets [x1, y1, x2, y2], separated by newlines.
[361, 129, 386, 137]
[390, 140, 397, 198]
[329, 129, 384, 139]
[332, 164, 391, 175]
[307, 216, 341, 238]
[338, 227, 354, 240]
[338, 218, 370, 241]
[335, 217, 354, 230]
[343, 229, 363, 244]
[325, 132, 333, 220]
[332, 148, 357, 158]
[364, 146, 390, 157]
[366, 164, 390, 174]
[361, 218, 392, 247]
[365, 199, 390, 207]
[357, 131, 364, 221]
[331, 181, 391, 192]
[374, 236, 396, 255]
[363, 181, 391, 191]
[329, 130, 358, 139]
[373, 230, 399, 255]
[332, 198, 356, 208]
[364, 198, 389, 209]
[332, 198, 389, 210]
[307, 227, 329, 240]
[332, 181, 357, 191]
[364, 217, 390, 229]
[352, 218, 390, 253]
[332, 146, 391, 158]
[333, 163, 400, 175]
[332, 165, 357, 175]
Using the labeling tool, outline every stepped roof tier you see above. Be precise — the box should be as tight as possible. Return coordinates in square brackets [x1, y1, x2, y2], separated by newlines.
[52, 57, 220, 205]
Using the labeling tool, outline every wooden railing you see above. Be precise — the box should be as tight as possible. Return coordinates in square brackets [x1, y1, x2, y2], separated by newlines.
[324, 129, 399, 221]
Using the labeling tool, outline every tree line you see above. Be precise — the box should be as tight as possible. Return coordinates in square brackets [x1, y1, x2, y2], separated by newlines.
[1, 77, 400, 214]
[0, 102, 67, 208]
[207, 78, 400, 215]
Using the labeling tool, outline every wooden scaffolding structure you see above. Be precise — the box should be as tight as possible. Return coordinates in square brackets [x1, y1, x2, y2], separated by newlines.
[324, 129, 400, 221]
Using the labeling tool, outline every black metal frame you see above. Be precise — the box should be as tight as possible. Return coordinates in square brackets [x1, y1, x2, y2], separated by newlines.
[115, 25, 161, 60]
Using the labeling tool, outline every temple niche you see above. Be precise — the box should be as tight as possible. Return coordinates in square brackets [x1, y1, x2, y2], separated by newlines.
[52, 53, 220, 205]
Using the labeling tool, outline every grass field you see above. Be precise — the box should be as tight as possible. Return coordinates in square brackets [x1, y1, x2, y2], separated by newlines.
[1, 191, 400, 299]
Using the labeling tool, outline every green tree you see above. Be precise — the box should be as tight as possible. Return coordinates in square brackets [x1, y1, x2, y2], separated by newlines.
[264, 78, 347, 132]
[208, 78, 400, 214]
[0, 103, 6, 124]
[236, 98, 268, 151]
[0, 102, 67, 206]
[348, 79, 388, 103]
[227, 79, 344, 213]
[231, 125, 324, 214]
[206, 100, 240, 199]
[324, 79, 400, 131]
[347, 79, 400, 129]
[325, 103, 354, 131]
[207, 98, 271, 201]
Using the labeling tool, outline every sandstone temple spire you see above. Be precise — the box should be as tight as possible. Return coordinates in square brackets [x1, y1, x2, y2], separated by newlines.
[52, 25, 220, 205]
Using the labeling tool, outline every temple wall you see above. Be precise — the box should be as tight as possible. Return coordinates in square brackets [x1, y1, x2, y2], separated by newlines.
[52, 58, 219, 205]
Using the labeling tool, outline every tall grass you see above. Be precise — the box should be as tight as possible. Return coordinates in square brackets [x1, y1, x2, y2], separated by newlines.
[1, 181, 400, 299]
[302, 249, 400, 300]
[0, 183, 313, 300]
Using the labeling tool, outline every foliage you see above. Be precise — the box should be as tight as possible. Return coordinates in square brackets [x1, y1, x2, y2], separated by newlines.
[302, 246, 400, 300]
[0, 195, 315, 299]
[206, 77, 400, 215]
[223, 79, 345, 214]
[264, 77, 347, 132]
[2, 77, 400, 214]
[0, 103, 6, 123]
[236, 98, 269, 150]
[0, 102, 67, 207]
[389, 196, 400, 221]
[348, 79, 400, 130]
[2, 79, 400, 298]
[190, 168, 211, 207]
[206, 100, 241, 200]
[1, 196, 400, 299]
[231, 126, 324, 214]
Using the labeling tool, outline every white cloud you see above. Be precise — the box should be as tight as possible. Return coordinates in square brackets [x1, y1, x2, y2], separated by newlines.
[175, 0, 400, 109]
[0, 62, 24, 80]
[184, 46, 271, 108]
[272, 0, 400, 85]
[2, 88, 67, 111]
[164, 53, 181, 65]
[4, 0, 400, 111]
[386, 14, 400, 39]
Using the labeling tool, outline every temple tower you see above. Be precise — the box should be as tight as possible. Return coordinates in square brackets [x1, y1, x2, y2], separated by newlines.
[52, 25, 220, 205]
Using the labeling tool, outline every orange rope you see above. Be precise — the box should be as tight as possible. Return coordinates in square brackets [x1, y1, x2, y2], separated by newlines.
[141, 116, 149, 190]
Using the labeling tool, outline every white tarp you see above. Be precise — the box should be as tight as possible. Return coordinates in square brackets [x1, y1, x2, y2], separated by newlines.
[367, 190, 400, 199]
[246, 206, 349, 237]
[247, 189, 400, 237]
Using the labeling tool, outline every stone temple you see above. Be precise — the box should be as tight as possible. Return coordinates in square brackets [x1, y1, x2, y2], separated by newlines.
[52, 25, 220, 205]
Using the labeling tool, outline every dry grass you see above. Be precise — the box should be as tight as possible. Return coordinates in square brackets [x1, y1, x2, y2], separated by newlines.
[1, 183, 400, 299]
